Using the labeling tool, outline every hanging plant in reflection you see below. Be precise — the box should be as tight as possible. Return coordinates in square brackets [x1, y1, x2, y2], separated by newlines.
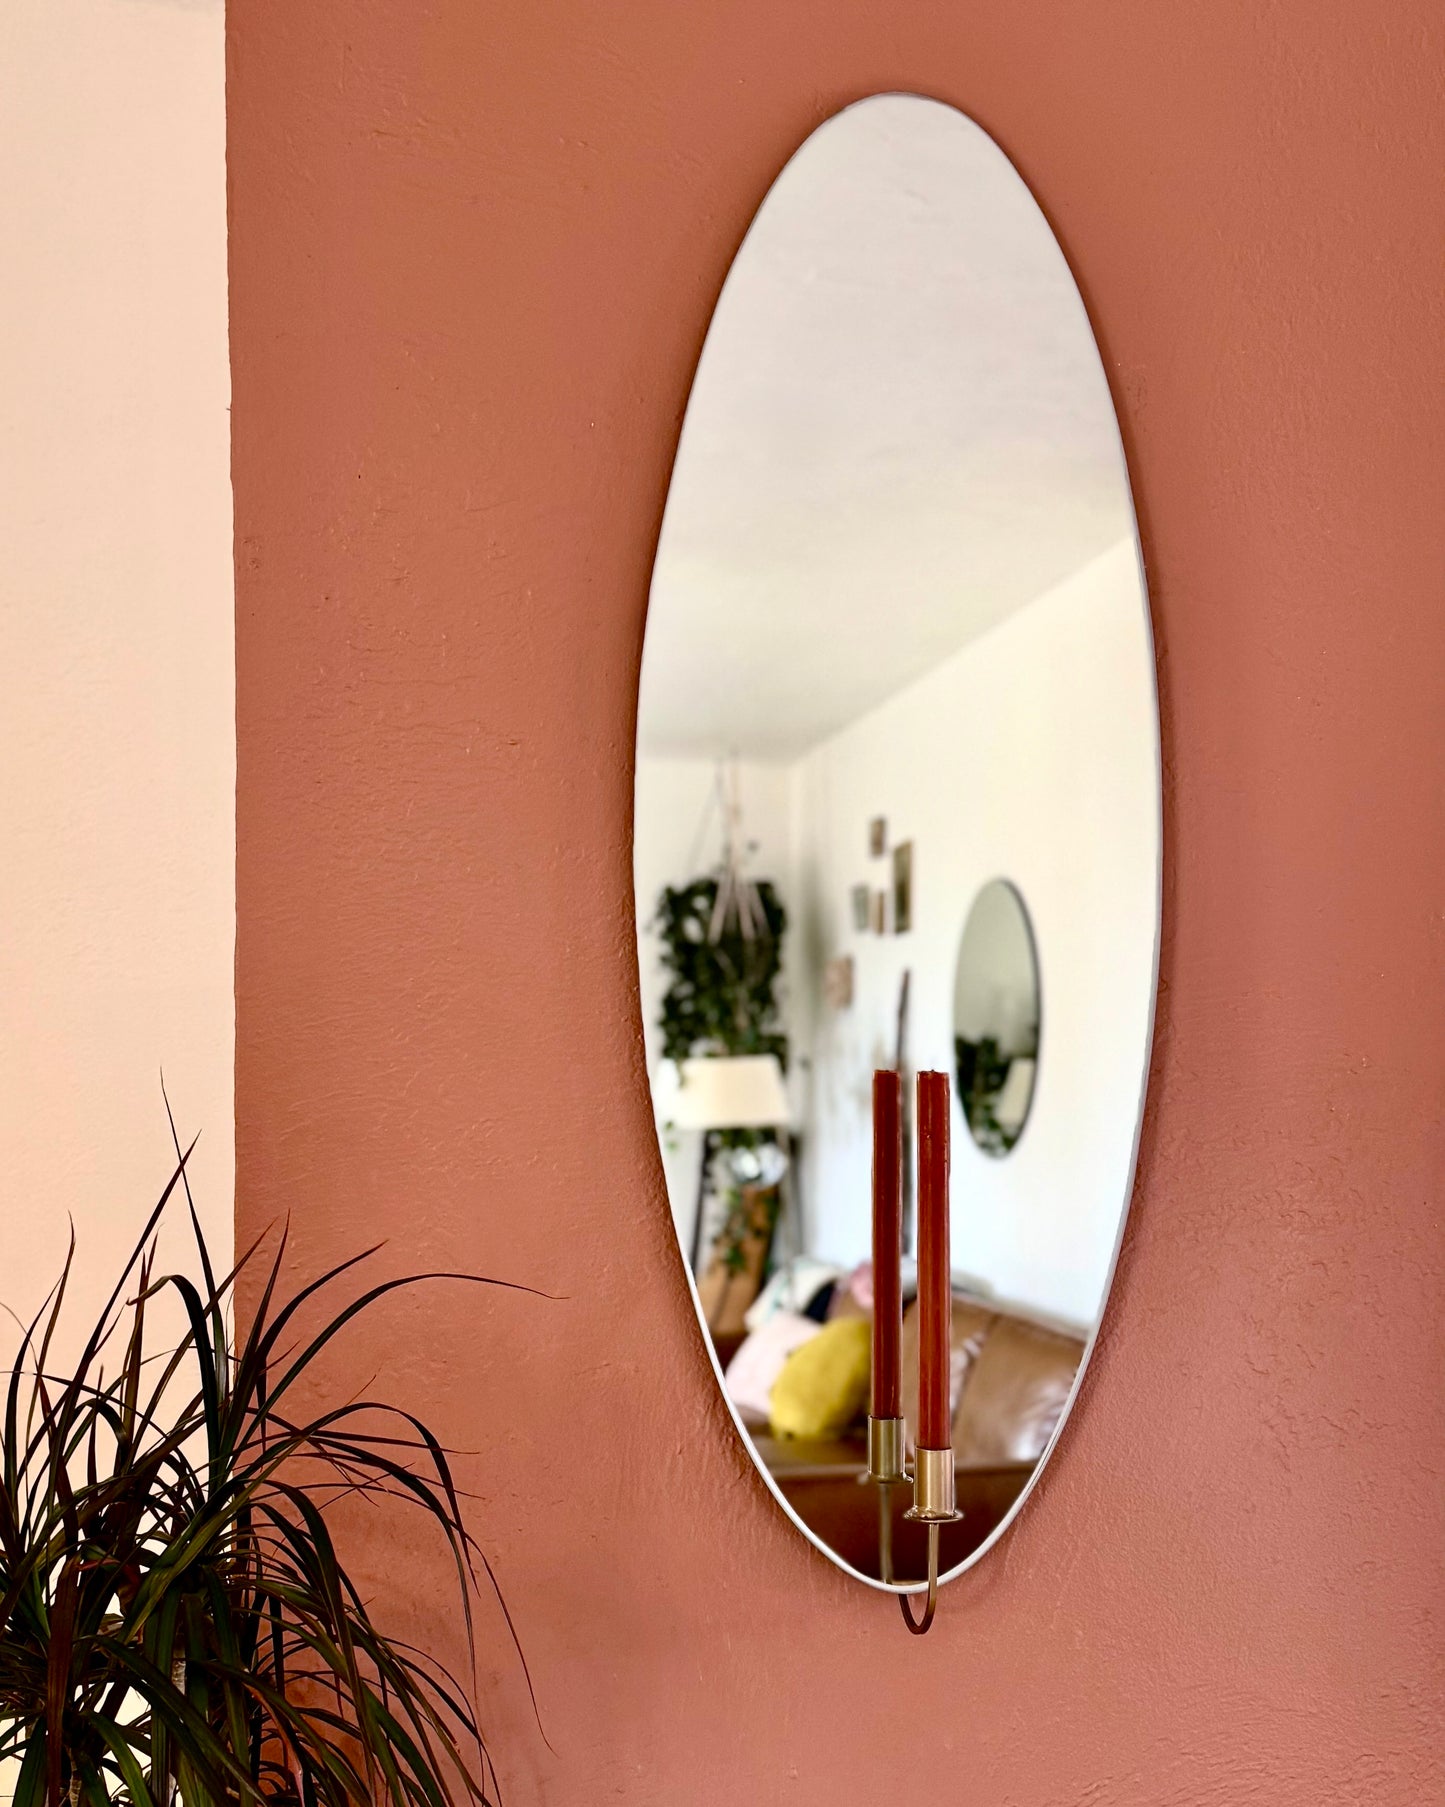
[653, 876, 787, 1068]
[653, 873, 789, 1280]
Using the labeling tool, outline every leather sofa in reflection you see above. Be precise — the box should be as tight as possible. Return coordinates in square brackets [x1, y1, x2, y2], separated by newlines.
[745, 1293, 1084, 1581]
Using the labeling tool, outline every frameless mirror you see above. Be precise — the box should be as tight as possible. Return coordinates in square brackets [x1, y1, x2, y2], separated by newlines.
[633, 94, 1160, 1591]
[953, 879, 1041, 1158]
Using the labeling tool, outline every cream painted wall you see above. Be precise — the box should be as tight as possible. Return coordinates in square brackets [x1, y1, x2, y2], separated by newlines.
[0, 0, 232, 1354]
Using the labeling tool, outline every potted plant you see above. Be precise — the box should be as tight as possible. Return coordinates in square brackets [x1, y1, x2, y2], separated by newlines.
[653, 873, 789, 1306]
[0, 1141, 538, 1807]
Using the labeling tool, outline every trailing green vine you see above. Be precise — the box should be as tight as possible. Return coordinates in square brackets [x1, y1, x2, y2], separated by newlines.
[653, 876, 787, 1067]
[653, 876, 788, 1278]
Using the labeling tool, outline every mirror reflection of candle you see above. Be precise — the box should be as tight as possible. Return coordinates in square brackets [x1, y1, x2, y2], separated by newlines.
[870, 1070, 902, 1419]
[916, 1070, 952, 1450]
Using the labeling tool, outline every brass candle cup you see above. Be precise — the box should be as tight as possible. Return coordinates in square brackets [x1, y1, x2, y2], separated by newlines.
[904, 1445, 961, 1523]
[899, 1444, 962, 1635]
[866, 1414, 907, 1485]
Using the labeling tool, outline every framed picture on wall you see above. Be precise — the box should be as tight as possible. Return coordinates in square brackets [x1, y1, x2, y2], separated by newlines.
[870, 890, 887, 934]
[851, 884, 870, 931]
[868, 816, 887, 857]
[893, 841, 913, 933]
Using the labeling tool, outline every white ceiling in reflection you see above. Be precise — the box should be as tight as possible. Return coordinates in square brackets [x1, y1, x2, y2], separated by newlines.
[639, 95, 1135, 762]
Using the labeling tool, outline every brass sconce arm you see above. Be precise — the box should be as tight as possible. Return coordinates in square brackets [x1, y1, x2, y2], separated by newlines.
[867, 1418, 960, 1634]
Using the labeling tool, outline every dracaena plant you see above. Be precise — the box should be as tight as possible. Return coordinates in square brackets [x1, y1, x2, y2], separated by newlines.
[0, 1138, 539, 1807]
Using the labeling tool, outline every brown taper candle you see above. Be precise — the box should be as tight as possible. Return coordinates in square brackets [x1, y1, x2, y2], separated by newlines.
[916, 1069, 952, 1449]
[870, 1069, 903, 1419]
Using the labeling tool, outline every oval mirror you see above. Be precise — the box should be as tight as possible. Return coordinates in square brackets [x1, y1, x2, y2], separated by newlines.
[953, 879, 1041, 1158]
[633, 94, 1160, 1593]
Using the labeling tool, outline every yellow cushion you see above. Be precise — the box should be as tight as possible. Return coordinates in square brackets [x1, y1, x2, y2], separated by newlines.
[768, 1315, 871, 1439]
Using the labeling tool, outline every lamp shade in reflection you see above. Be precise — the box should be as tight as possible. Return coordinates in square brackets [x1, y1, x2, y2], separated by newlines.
[657, 1054, 790, 1130]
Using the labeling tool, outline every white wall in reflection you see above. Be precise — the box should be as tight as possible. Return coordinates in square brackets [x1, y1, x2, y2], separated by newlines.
[788, 539, 1155, 1327]
[636, 539, 1154, 1328]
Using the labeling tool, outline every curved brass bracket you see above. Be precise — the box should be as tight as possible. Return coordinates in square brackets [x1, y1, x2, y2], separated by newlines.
[871, 1433, 958, 1632]
[898, 1521, 941, 1635]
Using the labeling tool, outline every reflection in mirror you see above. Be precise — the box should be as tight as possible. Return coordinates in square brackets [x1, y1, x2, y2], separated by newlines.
[633, 95, 1160, 1589]
[953, 880, 1041, 1158]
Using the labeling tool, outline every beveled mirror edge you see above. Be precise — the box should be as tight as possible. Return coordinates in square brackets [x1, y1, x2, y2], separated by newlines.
[637, 92, 1165, 1595]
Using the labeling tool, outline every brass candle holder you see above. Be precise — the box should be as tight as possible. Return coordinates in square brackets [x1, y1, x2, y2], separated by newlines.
[865, 1414, 908, 1585]
[899, 1444, 961, 1635]
[866, 1414, 907, 1483]
[867, 1419, 961, 1628]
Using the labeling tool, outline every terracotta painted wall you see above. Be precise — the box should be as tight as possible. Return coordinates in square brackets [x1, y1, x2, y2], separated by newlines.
[229, 4, 1445, 1801]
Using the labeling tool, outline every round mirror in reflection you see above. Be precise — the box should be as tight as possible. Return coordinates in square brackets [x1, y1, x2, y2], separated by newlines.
[953, 880, 1041, 1157]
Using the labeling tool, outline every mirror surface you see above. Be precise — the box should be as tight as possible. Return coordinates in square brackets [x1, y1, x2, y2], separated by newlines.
[953, 879, 1041, 1158]
[634, 95, 1160, 1589]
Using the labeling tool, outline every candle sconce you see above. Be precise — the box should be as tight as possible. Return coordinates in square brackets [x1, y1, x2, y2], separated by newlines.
[868, 1066, 960, 1635]
[865, 1420, 962, 1634]
[898, 1445, 961, 1634]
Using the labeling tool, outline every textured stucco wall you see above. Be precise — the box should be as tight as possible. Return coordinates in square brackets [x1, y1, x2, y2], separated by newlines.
[230, 4, 1445, 1801]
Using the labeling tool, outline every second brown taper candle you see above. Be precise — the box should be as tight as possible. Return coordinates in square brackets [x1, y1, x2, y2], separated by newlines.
[916, 1069, 952, 1449]
[870, 1069, 902, 1419]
